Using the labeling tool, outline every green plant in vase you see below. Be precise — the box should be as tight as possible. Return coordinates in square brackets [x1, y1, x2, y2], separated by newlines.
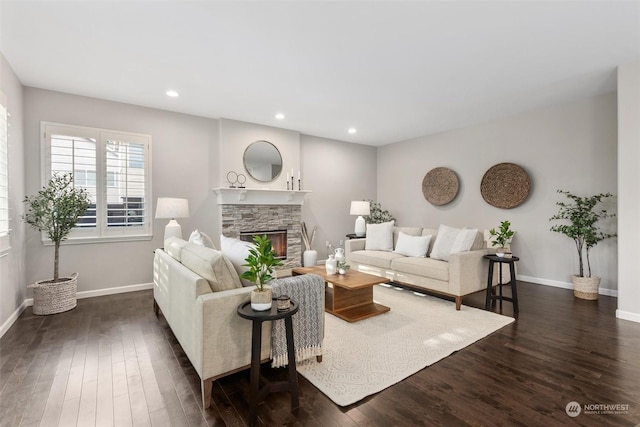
[242, 234, 283, 310]
[489, 220, 514, 257]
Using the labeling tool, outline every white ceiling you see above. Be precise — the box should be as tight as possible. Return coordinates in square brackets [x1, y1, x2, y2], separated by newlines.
[1, 1, 639, 146]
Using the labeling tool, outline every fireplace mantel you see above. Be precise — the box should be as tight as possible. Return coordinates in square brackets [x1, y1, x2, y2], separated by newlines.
[213, 188, 311, 205]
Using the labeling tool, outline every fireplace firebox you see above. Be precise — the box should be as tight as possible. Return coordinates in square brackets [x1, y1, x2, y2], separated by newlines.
[240, 230, 288, 260]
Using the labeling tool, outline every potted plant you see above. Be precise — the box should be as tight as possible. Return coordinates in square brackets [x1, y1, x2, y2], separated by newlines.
[22, 173, 91, 315]
[301, 221, 317, 267]
[364, 200, 396, 224]
[242, 234, 283, 311]
[337, 261, 350, 275]
[489, 220, 515, 257]
[549, 190, 616, 300]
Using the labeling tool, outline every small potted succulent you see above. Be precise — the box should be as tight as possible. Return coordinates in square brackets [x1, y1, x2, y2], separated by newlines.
[22, 173, 91, 315]
[489, 220, 515, 257]
[242, 234, 283, 311]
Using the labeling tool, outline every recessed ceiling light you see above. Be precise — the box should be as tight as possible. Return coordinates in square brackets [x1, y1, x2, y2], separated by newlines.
[275, 113, 285, 120]
[348, 128, 357, 134]
[166, 90, 179, 97]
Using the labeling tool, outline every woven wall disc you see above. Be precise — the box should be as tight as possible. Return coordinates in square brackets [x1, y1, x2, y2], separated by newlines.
[422, 167, 459, 206]
[480, 163, 530, 209]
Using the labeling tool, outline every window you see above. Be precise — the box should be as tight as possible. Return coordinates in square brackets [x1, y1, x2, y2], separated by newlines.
[42, 122, 152, 243]
[0, 92, 8, 251]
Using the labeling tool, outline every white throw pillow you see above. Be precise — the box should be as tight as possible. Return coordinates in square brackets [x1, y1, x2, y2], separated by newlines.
[430, 225, 478, 262]
[189, 229, 216, 248]
[365, 221, 395, 251]
[220, 234, 256, 287]
[393, 232, 432, 257]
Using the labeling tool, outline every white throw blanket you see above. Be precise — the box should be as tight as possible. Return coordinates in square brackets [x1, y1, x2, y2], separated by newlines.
[270, 274, 324, 368]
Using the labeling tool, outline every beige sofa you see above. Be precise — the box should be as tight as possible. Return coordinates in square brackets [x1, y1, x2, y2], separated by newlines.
[153, 241, 324, 409]
[345, 226, 491, 310]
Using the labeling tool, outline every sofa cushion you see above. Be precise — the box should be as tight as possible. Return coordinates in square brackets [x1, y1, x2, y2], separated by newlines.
[365, 221, 395, 251]
[181, 243, 242, 292]
[422, 228, 439, 255]
[430, 225, 478, 262]
[391, 257, 449, 282]
[220, 234, 256, 287]
[393, 226, 423, 248]
[349, 250, 406, 270]
[188, 229, 216, 248]
[165, 237, 189, 262]
[393, 232, 431, 257]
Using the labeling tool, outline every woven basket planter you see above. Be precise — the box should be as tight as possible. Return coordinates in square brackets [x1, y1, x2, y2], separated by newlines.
[572, 275, 600, 300]
[29, 273, 78, 315]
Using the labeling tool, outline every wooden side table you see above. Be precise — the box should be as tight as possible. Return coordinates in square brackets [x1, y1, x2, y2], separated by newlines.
[484, 255, 520, 313]
[237, 300, 299, 427]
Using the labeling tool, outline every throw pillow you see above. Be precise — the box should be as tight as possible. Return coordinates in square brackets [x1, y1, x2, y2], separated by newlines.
[430, 225, 478, 262]
[189, 229, 216, 248]
[365, 220, 395, 251]
[164, 237, 188, 262]
[180, 243, 242, 292]
[220, 234, 256, 287]
[393, 232, 432, 257]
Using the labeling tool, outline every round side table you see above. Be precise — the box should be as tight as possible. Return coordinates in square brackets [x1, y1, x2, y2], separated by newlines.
[483, 255, 520, 313]
[237, 300, 299, 427]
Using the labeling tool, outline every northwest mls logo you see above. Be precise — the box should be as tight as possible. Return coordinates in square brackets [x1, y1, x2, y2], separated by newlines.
[566, 401, 582, 417]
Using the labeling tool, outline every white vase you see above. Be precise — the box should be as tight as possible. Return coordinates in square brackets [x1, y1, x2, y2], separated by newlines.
[325, 254, 337, 275]
[303, 249, 318, 267]
[251, 286, 272, 311]
[334, 248, 345, 263]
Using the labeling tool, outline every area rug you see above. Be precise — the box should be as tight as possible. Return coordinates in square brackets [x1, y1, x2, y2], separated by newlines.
[296, 284, 514, 406]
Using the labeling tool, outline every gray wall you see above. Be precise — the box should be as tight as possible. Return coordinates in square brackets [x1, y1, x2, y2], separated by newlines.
[0, 53, 26, 333]
[617, 62, 640, 322]
[377, 93, 618, 292]
[23, 88, 219, 294]
[300, 134, 377, 258]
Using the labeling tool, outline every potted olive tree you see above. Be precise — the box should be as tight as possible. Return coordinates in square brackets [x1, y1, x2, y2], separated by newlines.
[549, 190, 616, 300]
[23, 173, 90, 314]
[242, 234, 283, 311]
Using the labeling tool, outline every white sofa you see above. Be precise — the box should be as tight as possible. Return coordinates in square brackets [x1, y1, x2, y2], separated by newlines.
[153, 240, 324, 409]
[345, 226, 491, 310]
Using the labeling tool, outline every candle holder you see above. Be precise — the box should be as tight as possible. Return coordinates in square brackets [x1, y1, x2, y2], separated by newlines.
[276, 295, 291, 311]
[298, 178, 301, 190]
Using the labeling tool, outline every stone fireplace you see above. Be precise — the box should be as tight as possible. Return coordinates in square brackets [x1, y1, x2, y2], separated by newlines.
[215, 188, 310, 270]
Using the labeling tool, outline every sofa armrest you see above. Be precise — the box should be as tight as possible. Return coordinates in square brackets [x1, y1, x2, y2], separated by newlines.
[345, 238, 366, 260]
[196, 287, 270, 381]
[448, 249, 490, 296]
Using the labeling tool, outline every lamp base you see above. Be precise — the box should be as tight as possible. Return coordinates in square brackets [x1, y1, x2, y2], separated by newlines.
[354, 216, 366, 237]
[164, 219, 183, 244]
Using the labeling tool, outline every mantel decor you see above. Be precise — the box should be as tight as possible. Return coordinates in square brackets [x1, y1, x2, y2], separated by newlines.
[480, 163, 530, 209]
[422, 167, 459, 206]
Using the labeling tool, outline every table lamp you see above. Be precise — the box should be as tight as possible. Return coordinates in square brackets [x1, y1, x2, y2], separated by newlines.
[350, 201, 370, 237]
[155, 197, 189, 243]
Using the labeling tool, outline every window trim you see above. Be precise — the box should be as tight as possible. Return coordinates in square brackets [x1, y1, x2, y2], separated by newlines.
[41, 121, 153, 244]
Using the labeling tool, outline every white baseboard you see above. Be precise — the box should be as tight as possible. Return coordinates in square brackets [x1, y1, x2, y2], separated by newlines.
[516, 275, 618, 297]
[2, 282, 154, 339]
[615, 309, 640, 323]
[0, 299, 29, 338]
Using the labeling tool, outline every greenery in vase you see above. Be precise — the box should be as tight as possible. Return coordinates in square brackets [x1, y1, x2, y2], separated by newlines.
[22, 173, 91, 282]
[549, 190, 616, 278]
[337, 261, 350, 272]
[364, 200, 396, 224]
[242, 234, 283, 291]
[489, 220, 514, 248]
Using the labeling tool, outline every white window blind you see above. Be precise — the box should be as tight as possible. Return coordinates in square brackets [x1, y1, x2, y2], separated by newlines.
[43, 122, 152, 243]
[0, 94, 8, 240]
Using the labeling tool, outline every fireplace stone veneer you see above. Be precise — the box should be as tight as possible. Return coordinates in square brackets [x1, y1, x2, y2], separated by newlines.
[221, 204, 302, 269]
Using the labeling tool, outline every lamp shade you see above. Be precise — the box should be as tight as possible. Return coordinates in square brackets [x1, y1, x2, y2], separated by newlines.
[155, 197, 189, 219]
[350, 201, 370, 216]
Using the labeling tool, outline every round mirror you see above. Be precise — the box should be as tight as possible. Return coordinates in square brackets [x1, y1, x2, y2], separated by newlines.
[243, 140, 283, 182]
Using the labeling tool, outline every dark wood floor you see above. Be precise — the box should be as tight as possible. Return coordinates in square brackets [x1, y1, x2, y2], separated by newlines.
[1, 281, 639, 426]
